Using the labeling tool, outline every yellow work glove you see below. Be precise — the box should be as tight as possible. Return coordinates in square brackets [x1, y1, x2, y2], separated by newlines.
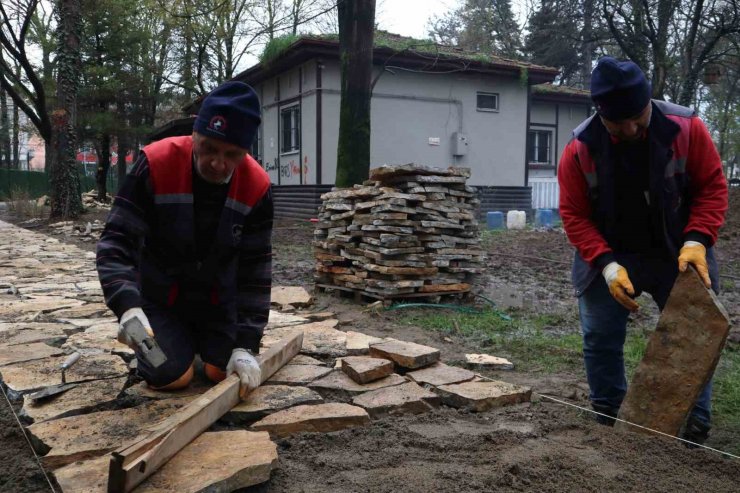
[678, 241, 711, 288]
[602, 262, 639, 312]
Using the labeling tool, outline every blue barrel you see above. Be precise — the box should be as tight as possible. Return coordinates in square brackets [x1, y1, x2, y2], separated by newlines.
[486, 211, 504, 229]
[535, 209, 553, 229]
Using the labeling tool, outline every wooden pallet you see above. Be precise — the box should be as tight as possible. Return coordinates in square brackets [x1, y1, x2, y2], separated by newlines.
[315, 283, 470, 306]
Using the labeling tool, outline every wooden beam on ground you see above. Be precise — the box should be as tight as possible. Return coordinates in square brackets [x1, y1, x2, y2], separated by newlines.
[107, 330, 303, 493]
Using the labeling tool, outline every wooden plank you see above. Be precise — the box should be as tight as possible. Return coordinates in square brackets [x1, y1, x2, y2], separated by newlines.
[107, 331, 303, 493]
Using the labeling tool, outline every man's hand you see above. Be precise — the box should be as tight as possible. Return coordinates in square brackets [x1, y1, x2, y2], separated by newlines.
[602, 262, 639, 312]
[678, 241, 711, 288]
[227, 348, 262, 400]
[118, 307, 154, 349]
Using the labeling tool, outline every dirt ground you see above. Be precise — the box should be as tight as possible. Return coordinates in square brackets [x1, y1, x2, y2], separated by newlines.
[1, 190, 739, 492]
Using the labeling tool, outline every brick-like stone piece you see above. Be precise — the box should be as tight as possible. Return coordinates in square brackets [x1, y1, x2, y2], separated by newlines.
[352, 382, 440, 417]
[265, 310, 309, 330]
[225, 385, 324, 423]
[250, 403, 370, 437]
[53, 431, 278, 493]
[262, 320, 346, 357]
[0, 342, 64, 366]
[345, 331, 384, 355]
[309, 370, 407, 399]
[369, 339, 440, 369]
[341, 356, 394, 384]
[407, 362, 476, 387]
[435, 381, 531, 412]
[0, 323, 68, 346]
[465, 353, 514, 370]
[21, 376, 127, 423]
[289, 354, 325, 366]
[27, 397, 192, 469]
[616, 269, 731, 436]
[265, 364, 333, 385]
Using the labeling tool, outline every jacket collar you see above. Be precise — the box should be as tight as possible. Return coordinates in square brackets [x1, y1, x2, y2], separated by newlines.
[577, 100, 681, 150]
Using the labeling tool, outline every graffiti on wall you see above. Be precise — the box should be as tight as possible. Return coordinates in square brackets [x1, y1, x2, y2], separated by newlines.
[264, 156, 310, 182]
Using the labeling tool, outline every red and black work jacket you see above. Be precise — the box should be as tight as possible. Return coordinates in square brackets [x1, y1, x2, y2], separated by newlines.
[558, 100, 728, 295]
[96, 136, 273, 349]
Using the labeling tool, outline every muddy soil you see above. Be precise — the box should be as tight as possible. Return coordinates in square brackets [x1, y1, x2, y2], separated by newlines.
[1, 189, 740, 492]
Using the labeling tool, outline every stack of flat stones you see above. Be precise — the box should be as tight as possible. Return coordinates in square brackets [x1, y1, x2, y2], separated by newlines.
[313, 164, 484, 299]
[0, 218, 528, 493]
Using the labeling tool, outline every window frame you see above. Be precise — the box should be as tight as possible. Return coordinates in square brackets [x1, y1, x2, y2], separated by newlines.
[476, 91, 500, 112]
[528, 129, 553, 166]
[280, 104, 300, 155]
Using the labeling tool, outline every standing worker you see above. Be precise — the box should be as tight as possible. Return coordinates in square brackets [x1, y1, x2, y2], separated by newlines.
[97, 81, 273, 399]
[558, 57, 728, 444]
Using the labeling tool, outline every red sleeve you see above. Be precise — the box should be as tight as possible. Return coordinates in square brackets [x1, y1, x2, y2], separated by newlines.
[683, 117, 728, 245]
[558, 141, 613, 265]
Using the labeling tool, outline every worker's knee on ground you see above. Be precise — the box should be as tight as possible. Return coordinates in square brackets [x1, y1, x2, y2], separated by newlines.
[149, 363, 194, 390]
[204, 362, 227, 383]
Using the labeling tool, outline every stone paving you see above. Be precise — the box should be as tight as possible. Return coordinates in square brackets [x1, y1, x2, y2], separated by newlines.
[0, 219, 531, 492]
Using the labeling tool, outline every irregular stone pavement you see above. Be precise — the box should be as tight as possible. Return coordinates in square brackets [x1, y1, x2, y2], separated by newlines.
[0, 219, 530, 492]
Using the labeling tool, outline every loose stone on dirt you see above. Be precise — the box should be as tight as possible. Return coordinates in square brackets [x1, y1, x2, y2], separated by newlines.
[225, 385, 324, 423]
[465, 353, 515, 370]
[434, 381, 532, 412]
[352, 381, 440, 417]
[369, 339, 440, 369]
[406, 362, 476, 387]
[250, 403, 371, 437]
[341, 356, 394, 384]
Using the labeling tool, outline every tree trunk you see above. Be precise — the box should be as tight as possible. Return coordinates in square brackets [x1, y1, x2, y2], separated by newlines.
[12, 82, 20, 169]
[335, 0, 376, 188]
[0, 87, 9, 168]
[50, 0, 83, 219]
[96, 133, 110, 201]
[117, 129, 129, 190]
[581, 0, 594, 88]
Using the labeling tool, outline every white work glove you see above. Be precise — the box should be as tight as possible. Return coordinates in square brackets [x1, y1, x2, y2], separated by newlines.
[226, 348, 262, 400]
[118, 307, 154, 349]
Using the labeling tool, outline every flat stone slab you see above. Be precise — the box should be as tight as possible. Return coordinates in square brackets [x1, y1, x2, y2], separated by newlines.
[266, 310, 309, 330]
[345, 331, 384, 355]
[308, 370, 407, 399]
[53, 431, 277, 493]
[123, 380, 213, 400]
[616, 269, 731, 436]
[0, 323, 69, 345]
[407, 362, 476, 387]
[21, 376, 128, 423]
[0, 353, 129, 394]
[47, 304, 111, 319]
[352, 382, 440, 417]
[0, 342, 64, 366]
[225, 385, 324, 423]
[61, 331, 134, 358]
[289, 354, 325, 366]
[369, 339, 440, 369]
[265, 364, 333, 385]
[271, 286, 313, 308]
[262, 320, 346, 357]
[465, 353, 515, 370]
[435, 381, 532, 412]
[0, 297, 84, 321]
[251, 403, 370, 437]
[341, 356, 394, 384]
[28, 397, 192, 469]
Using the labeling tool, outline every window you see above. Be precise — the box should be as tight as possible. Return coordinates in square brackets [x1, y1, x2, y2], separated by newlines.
[251, 126, 261, 164]
[476, 92, 499, 112]
[280, 105, 300, 154]
[528, 130, 552, 165]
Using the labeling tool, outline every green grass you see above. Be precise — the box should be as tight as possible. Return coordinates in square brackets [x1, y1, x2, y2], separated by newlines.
[712, 347, 740, 448]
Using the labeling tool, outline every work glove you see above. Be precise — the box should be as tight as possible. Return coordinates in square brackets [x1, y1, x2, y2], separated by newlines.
[227, 348, 262, 400]
[602, 262, 639, 312]
[118, 307, 154, 349]
[678, 241, 711, 288]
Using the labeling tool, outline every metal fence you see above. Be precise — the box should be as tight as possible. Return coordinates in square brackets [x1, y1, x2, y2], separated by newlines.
[529, 177, 559, 210]
[0, 166, 118, 200]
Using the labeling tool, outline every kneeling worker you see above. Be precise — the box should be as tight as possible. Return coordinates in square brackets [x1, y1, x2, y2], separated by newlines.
[96, 81, 273, 399]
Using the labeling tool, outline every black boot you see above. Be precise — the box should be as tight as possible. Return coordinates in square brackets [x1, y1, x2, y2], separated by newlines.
[682, 416, 711, 448]
[592, 403, 619, 427]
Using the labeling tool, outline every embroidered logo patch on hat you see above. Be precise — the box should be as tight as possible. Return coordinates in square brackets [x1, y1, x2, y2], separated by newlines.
[208, 116, 227, 135]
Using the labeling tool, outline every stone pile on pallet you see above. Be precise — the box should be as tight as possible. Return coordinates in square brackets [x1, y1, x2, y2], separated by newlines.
[314, 164, 485, 300]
